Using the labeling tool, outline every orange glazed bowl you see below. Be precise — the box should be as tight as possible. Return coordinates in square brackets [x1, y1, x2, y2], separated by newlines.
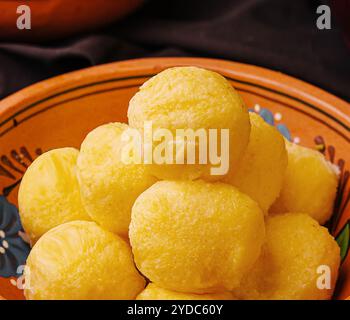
[0, 57, 349, 300]
[0, 0, 144, 42]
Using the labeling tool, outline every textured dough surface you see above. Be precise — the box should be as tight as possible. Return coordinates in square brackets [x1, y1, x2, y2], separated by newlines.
[234, 213, 340, 300]
[129, 180, 265, 293]
[270, 141, 338, 224]
[25, 221, 145, 300]
[77, 122, 157, 237]
[224, 113, 287, 212]
[137, 283, 235, 300]
[18, 148, 90, 243]
[128, 66, 250, 180]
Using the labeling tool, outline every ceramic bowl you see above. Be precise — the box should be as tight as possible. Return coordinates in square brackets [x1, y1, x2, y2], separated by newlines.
[0, 0, 144, 41]
[0, 57, 349, 300]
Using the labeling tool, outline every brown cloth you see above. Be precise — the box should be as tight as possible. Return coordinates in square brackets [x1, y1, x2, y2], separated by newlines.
[0, 0, 349, 102]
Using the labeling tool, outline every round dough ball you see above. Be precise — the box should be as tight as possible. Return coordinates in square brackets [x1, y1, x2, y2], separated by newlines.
[270, 141, 339, 224]
[25, 221, 145, 300]
[128, 66, 250, 180]
[233, 213, 340, 300]
[224, 112, 287, 212]
[18, 148, 90, 243]
[77, 122, 157, 237]
[137, 283, 235, 300]
[129, 180, 265, 293]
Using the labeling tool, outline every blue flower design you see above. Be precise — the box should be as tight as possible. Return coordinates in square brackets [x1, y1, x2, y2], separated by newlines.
[0, 196, 30, 278]
[259, 108, 275, 126]
[249, 108, 292, 141]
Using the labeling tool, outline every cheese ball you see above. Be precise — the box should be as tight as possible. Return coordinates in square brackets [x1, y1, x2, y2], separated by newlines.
[224, 113, 287, 212]
[137, 283, 235, 300]
[233, 213, 340, 300]
[18, 148, 90, 243]
[129, 180, 265, 293]
[24, 221, 145, 300]
[128, 66, 250, 180]
[270, 141, 339, 224]
[77, 122, 157, 237]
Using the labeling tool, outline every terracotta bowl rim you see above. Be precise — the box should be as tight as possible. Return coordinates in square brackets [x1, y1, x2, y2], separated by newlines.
[0, 57, 349, 126]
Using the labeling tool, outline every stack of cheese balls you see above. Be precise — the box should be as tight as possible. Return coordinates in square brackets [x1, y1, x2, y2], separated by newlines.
[18, 67, 340, 300]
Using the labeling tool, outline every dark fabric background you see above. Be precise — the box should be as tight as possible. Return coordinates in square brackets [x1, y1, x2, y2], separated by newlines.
[0, 0, 349, 102]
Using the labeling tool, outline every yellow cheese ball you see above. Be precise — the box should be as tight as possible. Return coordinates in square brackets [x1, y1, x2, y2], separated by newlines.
[270, 141, 339, 224]
[18, 148, 90, 243]
[224, 113, 287, 212]
[25, 221, 146, 300]
[129, 180, 265, 293]
[233, 213, 340, 300]
[137, 283, 235, 300]
[128, 66, 250, 181]
[77, 122, 157, 237]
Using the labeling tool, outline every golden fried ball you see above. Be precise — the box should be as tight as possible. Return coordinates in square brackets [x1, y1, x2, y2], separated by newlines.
[128, 66, 250, 181]
[18, 148, 90, 243]
[270, 141, 339, 224]
[129, 180, 265, 293]
[25, 221, 145, 300]
[137, 283, 235, 300]
[233, 213, 340, 300]
[224, 113, 287, 212]
[77, 122, 157, 237]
